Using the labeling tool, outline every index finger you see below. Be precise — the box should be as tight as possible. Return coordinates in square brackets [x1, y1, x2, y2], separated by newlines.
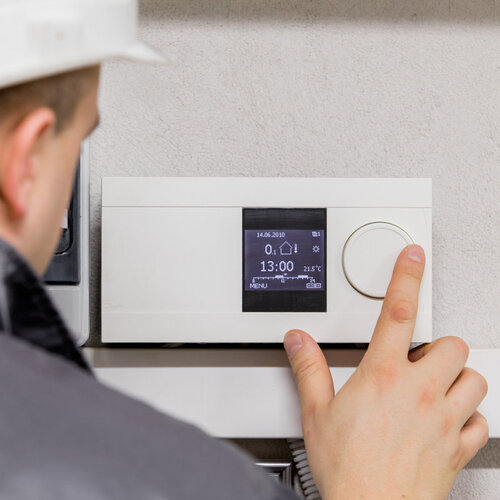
[367, 244, 426, 360]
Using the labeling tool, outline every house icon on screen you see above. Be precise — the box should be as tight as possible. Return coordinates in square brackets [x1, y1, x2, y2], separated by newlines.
[280, 241, 293, 255]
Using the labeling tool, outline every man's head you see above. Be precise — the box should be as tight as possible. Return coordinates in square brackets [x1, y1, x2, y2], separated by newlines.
[0, 66, 100, 274]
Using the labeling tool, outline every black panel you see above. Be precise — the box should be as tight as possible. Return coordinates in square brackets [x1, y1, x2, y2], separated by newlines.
[43, 164, 80, 285]
[242, 208, 327, 313]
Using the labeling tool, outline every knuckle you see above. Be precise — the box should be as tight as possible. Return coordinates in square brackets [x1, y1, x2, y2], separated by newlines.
[386, 297, 417, 324]
[461, 367, 487, 392]
[446, 336, 469, 359]
[480, 376, 489, 398]
[369, 360, 402, 391]
[417, 379, 439, 412]
[459, 366, 475, 381]
[479, 419, 490, 448]
[471, 370, 489, 398]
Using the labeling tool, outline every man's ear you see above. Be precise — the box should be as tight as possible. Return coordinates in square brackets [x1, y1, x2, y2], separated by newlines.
[1, 108, 56, 218]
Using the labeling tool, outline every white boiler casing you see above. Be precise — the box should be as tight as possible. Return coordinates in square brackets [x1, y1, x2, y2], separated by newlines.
[101, 178, 432, 344]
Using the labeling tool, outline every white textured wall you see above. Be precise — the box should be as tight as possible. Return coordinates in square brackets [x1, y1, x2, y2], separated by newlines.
[89, 1, 500, 496]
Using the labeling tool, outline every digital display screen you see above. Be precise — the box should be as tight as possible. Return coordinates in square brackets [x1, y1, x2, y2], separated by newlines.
[242, 208, 327, 313]
[244, 229, 326, 291]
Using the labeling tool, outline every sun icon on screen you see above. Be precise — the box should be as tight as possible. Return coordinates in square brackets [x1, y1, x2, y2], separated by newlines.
[312, 245, 320, 253]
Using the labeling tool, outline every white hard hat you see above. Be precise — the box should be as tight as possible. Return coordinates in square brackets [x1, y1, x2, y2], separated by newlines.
[0, 0, 164, 89]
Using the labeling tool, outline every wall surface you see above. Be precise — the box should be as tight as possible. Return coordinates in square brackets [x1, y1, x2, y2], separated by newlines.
[88, 0, 500, 497]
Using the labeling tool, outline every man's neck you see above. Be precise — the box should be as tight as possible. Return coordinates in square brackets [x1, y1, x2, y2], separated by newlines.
[0, 221, 32, 274]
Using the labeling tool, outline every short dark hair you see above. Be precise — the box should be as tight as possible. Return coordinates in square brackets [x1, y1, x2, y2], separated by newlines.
[0, 65, 99, 133]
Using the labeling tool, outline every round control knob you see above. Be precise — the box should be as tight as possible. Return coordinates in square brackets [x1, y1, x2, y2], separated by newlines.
[342, 222, 413, 299]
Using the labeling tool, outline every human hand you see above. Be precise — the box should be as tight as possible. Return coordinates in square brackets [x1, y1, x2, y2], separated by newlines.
[284, 245, 488, 500]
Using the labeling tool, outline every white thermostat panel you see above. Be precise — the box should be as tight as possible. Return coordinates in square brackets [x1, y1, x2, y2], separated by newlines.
[101, 178, 432, 344]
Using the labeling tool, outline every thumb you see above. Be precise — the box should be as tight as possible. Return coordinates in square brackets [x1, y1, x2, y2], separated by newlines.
[284, 330, 335, 415]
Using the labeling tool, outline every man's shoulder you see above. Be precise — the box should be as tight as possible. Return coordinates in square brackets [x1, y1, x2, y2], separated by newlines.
[0, 334, 297, 500]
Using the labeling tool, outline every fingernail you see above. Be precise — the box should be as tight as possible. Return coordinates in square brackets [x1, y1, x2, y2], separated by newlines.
[406, 245, 424, 263]
[284, 331, 303, 360]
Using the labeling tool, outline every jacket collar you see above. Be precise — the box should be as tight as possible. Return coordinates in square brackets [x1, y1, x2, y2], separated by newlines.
[0, 238, 91, 372]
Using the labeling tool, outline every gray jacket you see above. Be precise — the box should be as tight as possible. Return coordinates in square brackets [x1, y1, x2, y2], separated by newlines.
[0, 239, 298, 500]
